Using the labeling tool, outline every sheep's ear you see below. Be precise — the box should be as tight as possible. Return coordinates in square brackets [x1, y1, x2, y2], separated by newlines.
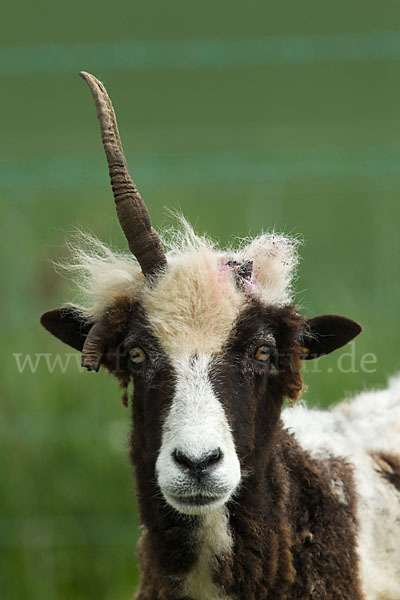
[303, 315, 362, 359]
[40, 308, 91, 351]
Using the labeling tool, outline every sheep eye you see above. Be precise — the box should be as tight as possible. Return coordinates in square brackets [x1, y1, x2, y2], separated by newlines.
[254, 345, 271, 362]
[129, 347, 147, 364]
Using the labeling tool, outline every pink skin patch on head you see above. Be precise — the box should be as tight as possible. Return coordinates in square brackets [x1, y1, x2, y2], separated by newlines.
[219, 259, 254, 291]
[217, 261, 232, 285]
[243, 279, 257, 293]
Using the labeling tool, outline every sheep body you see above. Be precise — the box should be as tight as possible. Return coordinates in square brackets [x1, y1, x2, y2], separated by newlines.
[284, 377, 400, 600]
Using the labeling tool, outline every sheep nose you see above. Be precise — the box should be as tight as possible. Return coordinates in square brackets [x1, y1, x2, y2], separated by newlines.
[172, 448, 223, 477]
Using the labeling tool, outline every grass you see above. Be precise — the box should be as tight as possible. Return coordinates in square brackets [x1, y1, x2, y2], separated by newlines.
[2, 1, 400, 597]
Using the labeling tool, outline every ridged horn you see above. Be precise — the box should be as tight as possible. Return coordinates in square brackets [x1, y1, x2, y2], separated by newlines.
[81, 321, 108, 372]
[79, 71, 167, 278]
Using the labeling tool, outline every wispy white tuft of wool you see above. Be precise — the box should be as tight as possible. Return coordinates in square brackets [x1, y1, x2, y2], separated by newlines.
[160, 217, 301, 307]
[142, 246, 244, 356]
[240, 232, 301, 306]
[60, 219, 300, 320]
[60, 232, 142, 319]
[160, 214, 214, 257]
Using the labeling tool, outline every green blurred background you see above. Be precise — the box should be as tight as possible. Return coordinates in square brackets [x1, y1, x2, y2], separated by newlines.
[2, 1, 400, 598]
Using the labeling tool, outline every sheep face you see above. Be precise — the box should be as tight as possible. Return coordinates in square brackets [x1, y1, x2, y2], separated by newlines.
[102, 298, 305, 516]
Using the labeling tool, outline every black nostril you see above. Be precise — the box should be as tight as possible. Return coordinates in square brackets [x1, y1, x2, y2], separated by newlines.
[206, 447, 222, 466]
[172, 448, 223, 477]
[173, 449, 193, 471]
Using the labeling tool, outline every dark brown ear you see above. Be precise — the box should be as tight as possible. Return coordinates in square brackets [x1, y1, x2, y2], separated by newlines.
[40, 308, 91, 351]
[303, 315, 362, 359]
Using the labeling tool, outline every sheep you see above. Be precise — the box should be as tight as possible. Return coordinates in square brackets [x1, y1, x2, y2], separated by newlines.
[40, 72, 400, 600]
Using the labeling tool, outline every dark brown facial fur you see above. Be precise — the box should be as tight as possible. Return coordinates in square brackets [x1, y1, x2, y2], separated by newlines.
[210, 302, 306, 466]
[102, 303, 202, 587]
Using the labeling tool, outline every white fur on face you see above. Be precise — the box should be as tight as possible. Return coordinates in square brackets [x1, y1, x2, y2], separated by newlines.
[156, 354, 241, 515]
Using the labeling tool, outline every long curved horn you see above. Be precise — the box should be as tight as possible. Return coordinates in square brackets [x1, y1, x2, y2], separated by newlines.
[79, 71, 167, 278]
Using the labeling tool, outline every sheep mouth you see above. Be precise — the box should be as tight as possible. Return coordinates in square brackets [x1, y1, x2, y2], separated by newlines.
[164, 492, 228, 513]
[173, 494, 222, 506]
